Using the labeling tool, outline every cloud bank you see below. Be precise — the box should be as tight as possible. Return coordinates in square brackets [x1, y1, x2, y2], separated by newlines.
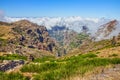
[4, 16, 111, 34]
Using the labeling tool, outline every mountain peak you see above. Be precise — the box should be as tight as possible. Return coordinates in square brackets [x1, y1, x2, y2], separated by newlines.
[15, 19, 31, 23]
[106, 19, 118, 27]
[0, 20, 56, 56]
[12, 19, 38, 28]
[94, 20, 120, 41]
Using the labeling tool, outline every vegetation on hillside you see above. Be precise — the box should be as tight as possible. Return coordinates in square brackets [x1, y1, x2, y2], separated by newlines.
[0, 38, 7, 46]
[69, 33, 89, 48]
[0, 54, 27, 61]
[0, 20, 120, 80]
[20, 53, 120, 80]
[0, 72, 29, 80]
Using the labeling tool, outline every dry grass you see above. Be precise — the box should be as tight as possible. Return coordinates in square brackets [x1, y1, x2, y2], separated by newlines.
[69, 64, 120, 80]
[64, 48, 81, 57]
[96, 46, 120, 58]
[0, 25, 15, 39]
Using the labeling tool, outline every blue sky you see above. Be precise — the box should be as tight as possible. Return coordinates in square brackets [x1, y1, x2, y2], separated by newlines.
[0, 0, 120, 18]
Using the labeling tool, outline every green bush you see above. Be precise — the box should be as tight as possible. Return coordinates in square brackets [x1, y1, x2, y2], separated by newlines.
[109, 54, 118, 57]
[96, 52, 100, 54]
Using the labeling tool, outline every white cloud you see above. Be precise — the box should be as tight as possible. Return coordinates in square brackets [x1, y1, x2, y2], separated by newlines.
[2, 16, 119, 40]
[4, 16, 111, 35]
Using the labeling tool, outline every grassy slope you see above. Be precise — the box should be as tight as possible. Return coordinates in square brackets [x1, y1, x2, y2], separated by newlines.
[0, 38, 120, 80]
[19, 38, 120, 80]
[0, 23, 120, 80]
[0, 54, 27, 61]
[66, 38, 120, 57]
[0, 25, 16, 40]
[0, 72, 29, 80]
[0, 52, 120, 80]
[20, 53, 120, 80]
[95, 46, 120, 58]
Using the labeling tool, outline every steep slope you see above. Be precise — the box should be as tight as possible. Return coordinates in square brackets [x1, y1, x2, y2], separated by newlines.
[48, 26, 79, 56]
[0, 20, 56, 57]
[95, 20, 120, 41]
[48, 26, 67, 46]
[66, 32, 120, 57]
[48, 25, 89, 47]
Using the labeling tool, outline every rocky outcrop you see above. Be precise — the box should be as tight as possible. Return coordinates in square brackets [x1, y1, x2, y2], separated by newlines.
[0, 20, 56, 55]
[0, 60, 24, 72]
[95, 20, 120, 41]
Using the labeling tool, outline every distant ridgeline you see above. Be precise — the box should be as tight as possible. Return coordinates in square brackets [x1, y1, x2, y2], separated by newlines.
[0, 19, 120, 57]
[48, 20, 120, 56]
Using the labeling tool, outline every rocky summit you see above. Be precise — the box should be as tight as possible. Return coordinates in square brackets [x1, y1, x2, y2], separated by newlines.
[0, 20, 56, 56]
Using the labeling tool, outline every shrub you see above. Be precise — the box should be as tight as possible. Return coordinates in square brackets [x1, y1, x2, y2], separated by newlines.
[109, 54, 118, 57]
[96, 52, 100, 54]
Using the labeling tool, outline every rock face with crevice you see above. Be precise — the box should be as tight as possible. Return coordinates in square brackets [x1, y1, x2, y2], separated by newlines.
[0, 20, 56, 55]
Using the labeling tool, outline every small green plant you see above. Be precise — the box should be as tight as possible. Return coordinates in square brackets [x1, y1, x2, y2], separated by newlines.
[96, 52, 100, 54]
[109, 54, 118, 57]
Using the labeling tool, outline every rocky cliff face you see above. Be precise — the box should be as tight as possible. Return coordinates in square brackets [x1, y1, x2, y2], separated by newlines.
[48, 25, 90, 55]
[95, 20, 120, 41]
[48, 26, 67, 46]
[0, 20, 56, 56]
[0, 60, 24, 72]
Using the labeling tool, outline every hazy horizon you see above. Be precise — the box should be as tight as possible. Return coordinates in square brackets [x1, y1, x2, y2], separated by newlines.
[0, 0, 120, 19]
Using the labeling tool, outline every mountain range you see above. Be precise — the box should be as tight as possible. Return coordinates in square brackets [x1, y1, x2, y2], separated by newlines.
[0, 16, 120, 80]
[1, 16, 120, 53]
[1, 16, 120, 40]
[0, 16, 112, 33]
